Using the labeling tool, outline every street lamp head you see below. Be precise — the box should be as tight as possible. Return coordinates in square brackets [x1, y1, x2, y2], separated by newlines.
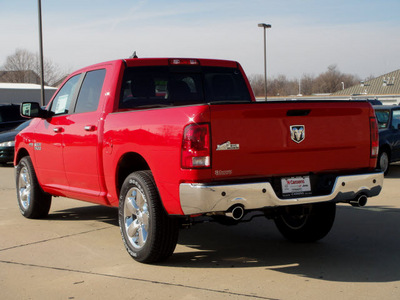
[258, 23, 272, 28]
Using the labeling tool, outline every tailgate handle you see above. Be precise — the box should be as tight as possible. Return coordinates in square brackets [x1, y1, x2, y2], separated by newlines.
[287, 109, 311, 116]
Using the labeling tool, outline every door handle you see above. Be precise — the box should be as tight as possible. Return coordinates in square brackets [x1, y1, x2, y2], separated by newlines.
[84, 125, 96, 132]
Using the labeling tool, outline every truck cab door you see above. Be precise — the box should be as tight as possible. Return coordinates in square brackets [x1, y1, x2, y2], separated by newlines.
[33, 74, 82, 192]
[62, 69, 107, 203]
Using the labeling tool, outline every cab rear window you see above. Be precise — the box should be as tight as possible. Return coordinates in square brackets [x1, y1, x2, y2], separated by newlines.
[119, 66, 251, 109]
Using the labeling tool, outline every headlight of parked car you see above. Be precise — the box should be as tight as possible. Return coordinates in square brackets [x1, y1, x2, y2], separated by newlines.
[0, 141, 15, 147]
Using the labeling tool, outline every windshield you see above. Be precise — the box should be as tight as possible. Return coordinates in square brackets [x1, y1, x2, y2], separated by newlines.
[119, 66, 251, 109]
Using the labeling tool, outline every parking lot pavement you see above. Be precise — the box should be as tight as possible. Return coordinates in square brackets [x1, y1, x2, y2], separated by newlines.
[1, 165, 400, 300]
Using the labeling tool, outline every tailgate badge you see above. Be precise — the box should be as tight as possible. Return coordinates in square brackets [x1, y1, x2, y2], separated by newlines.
[216, 141, 240, 151]
[290, 125, 305, 143]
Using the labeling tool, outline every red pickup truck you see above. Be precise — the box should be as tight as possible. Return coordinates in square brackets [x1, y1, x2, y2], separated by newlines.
[15, 57, 383, 263]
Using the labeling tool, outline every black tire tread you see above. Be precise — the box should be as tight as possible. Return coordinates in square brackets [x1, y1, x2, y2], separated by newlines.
[274, 202, 336, 243]
[377, 150, 390, 175]
[16, 156, 51, 219]
[119, 170, 179, 263]
[140, 170, 179, 262]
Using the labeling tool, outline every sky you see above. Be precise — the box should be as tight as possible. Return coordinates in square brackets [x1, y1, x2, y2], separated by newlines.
[1, 0, 400, 80]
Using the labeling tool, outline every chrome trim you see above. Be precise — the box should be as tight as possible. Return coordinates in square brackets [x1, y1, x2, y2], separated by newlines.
[216, 141, 240, 151]
[179, 173, 384, 215]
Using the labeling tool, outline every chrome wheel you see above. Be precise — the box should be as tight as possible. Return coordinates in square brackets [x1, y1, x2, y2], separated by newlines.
[16, 156, 51, 219]
[123, 187, 150, 249]
[119, 171, 179, 263]
[18, 165, 32, 210]
[379, 151, 389, 175]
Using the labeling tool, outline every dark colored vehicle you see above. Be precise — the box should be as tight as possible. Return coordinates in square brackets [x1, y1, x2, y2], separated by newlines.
[0, 104, 26, 132]
[374, 105, 400, 174]
[0, 120, 31, 164]
[368, 99, 383, 106]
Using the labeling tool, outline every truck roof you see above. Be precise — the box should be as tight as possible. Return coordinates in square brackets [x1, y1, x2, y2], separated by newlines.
[73, 58, 241, 74]
[124, 57, 240, 68]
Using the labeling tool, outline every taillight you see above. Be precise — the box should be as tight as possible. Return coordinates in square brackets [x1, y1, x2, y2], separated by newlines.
[182, 123, 211, 169]
[370, 117, 379, 158]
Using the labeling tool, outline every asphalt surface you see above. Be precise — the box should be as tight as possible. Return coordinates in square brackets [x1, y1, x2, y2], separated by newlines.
[1, 164, 400, 299]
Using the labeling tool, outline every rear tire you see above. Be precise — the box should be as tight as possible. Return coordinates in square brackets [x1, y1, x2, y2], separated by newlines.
[377, 150, 390, 175]
[119, 170, 179, 263]
[16, 156, 52, 219]
[274, 202, 336, 242]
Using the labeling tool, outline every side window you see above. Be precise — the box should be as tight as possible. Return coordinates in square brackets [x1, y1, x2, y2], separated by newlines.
[375, 110, 390, 129]
[0, 105, 22, 122]
[75, 69, 106, 114]
[50, 75, 80, 115]
[392, 110, 400, 130]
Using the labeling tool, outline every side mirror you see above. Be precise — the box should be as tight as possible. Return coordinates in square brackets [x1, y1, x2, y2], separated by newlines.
[20, 102, 48, 119]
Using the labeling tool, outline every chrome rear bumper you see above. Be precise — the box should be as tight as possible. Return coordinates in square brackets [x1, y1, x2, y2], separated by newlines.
[179, 172, 384, 215]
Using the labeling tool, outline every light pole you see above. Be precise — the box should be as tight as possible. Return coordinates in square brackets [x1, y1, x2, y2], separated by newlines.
[258, 23, 271, 101]
[37, 0, 45, 106]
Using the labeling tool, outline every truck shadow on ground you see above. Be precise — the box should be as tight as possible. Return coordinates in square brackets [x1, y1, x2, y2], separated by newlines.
[47, 205, 118, 226]
[49, 201, 400, 283]
[0, 163, 14, 168]
[45, 165, 400, 283]
[164, 204, 400, 283]
[385, 163, 400, 178]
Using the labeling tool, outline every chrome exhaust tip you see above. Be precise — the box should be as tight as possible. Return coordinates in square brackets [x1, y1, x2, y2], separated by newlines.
[349, 194, 368, 207]
[225, 205, 245, 221]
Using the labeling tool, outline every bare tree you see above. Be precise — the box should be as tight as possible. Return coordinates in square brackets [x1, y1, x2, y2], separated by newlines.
[313, 64, 360, 94]
[248, 65, 363, 97]
[1, 48, 66, 86]
[268, 75, 298, 97]
[250, 74, 301, 97]
[248, 74, 265, 97]
[300, 74, 315, 96]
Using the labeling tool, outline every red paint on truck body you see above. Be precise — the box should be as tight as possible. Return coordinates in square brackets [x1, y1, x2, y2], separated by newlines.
[15, 58, 379, 215]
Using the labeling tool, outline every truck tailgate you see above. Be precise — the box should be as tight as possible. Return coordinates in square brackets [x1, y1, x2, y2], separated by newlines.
[210, 101, 374, 180]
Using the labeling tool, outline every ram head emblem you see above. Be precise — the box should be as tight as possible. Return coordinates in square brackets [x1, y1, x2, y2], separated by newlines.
[290, 125, 305, 143]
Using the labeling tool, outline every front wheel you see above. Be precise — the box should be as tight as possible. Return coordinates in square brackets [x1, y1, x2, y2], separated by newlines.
[16, 156, 52, 219]
[118, 171, 179, 263]
[274, 202, 336, 242]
